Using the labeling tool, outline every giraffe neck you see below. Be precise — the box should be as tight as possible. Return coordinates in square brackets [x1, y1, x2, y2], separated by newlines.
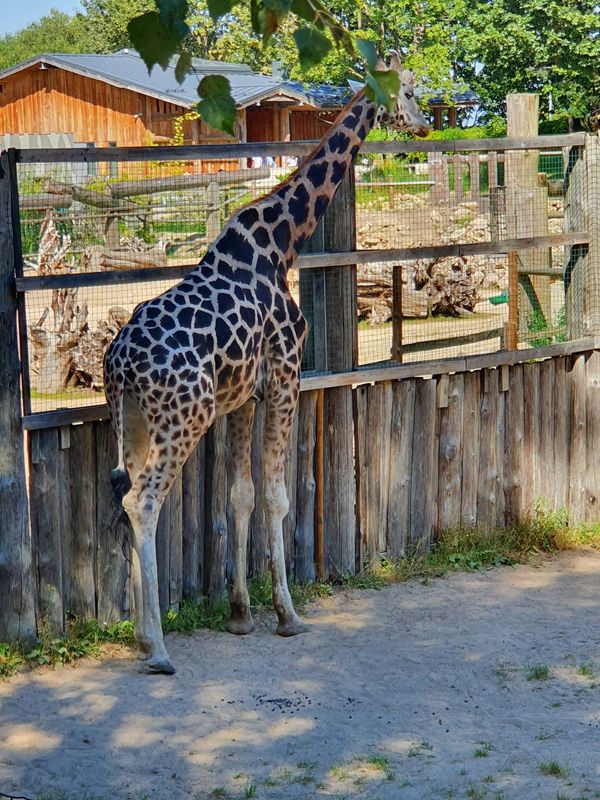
[263, 89, 376, 264]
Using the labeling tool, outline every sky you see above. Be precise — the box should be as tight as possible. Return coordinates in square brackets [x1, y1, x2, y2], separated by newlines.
[1, 0, 83, 37]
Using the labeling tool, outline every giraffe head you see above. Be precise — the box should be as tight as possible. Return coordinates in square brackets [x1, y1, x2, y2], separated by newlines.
[375, 52, 431, 137]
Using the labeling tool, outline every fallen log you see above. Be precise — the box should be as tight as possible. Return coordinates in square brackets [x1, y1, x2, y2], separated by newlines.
[83, 242, 168, 271]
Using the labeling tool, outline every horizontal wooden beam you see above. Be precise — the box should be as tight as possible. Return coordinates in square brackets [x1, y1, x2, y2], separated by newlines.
[22, 403, 109, 430]
[400, 326, 503, 355]
[11, 133, 587, 164]
[360, 134, 586, 154]
[21, 336, 600, 430]
[16, 233, 589, 292]
[517, 266, 565, 277]
[300, 336, 600, 390]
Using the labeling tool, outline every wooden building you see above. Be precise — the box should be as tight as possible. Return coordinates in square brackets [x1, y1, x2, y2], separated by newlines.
[0, 50, 342, 157]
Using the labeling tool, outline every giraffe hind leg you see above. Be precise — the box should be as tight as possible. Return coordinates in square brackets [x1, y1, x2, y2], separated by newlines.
[122, 392, 152, 660]
[226, 400, 256, 635]
[263, 374, 308, 637]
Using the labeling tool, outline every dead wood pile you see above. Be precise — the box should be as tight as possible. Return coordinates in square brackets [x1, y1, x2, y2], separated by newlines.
[29, 211, 126, 393]
[357, 258, 485, 323]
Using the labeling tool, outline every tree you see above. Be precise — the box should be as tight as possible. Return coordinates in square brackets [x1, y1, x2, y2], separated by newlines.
[0, 10, 93, 71]
[127, 0, 403, 133]
[80, 0, 157, 53]
[457, 0, 600, 126]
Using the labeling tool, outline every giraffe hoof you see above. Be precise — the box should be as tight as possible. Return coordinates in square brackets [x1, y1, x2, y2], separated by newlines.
[226, 616, 255, 635]
[276, 618, 309, 637]
[144, 657, 176, 675]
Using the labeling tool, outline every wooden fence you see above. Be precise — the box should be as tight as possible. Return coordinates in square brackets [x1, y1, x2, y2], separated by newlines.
[21, 339, 600, 634]
[2, 125, 600, 643]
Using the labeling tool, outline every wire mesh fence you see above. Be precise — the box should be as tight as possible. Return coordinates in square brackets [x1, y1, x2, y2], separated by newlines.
[352, 143, 582, 366]
[11, 135, 592, 420]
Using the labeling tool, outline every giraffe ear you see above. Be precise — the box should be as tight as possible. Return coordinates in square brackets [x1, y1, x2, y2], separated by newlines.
[375, 56, 386, 71]
[389, 50, 403, 73]
[401, 69, 415, 86]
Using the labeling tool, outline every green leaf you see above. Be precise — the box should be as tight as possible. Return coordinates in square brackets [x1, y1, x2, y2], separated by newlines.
[197, 75, 237, 136]
[293, 26, 332, 71]
[365, 68, 399, 112]
[207, 0, 236, 20]
[174, 51, 192, 84]
[156, 0, 189, 28]
[290, 0, 315, 23]
[127, 11, 187, 71]
[263, 0, 291, 12]
[357, 39, 379, 72]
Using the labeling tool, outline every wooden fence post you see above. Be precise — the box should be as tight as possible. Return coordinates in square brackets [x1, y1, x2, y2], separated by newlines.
[505, 93, 552, 330]
[428, 152, 449, 205]
[565, 137, 600, 337]
[322, 169, 357, 577]
[0, 151, 37, 644]
[299, 168, 357, 578]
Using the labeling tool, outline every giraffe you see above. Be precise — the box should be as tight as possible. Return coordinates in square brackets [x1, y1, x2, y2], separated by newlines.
[104, 52, 430, 674]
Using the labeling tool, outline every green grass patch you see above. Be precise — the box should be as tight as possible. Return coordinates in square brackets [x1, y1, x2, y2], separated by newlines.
[162, 597, 230, 634]
[0, 617, 134, 679]
[539, 760, 569, 778]
[343, 504, 600, 591]
[526, 664, 550, 681]
[578, 662, 595, 678]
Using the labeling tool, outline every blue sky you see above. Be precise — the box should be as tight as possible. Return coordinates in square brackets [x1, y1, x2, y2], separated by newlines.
[1, 1, 83, 36]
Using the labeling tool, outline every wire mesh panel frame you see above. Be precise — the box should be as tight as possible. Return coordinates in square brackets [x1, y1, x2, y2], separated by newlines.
[8, 132, 593, 429]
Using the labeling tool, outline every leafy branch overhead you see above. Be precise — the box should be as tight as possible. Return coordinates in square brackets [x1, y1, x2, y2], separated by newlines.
[127, 0, 402, 135]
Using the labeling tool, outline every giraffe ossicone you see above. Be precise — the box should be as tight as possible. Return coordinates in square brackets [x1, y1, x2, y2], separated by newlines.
[104, 53, 430, 674]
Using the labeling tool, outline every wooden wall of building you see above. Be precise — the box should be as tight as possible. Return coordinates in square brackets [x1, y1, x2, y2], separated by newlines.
[290, 109, 337, 141]
[246, 107, 337, 143]
[0, 64, 159, 146]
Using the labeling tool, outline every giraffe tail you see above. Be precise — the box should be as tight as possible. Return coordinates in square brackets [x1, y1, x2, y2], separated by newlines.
[110, 467, 132, 506]
[108, 387, 132, 511]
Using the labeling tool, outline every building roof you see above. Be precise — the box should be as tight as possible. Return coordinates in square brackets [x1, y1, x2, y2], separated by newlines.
[0, 50, 338, 110]
[428, 89, 479, 108]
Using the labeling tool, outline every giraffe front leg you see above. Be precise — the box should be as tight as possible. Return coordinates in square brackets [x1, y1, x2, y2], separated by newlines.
[130, 547, 150, 660]
[123, 488, 175, 674]
[264, 477, 308, 636]
[226, 401, 256, 635]
[263, 388, 308, 637]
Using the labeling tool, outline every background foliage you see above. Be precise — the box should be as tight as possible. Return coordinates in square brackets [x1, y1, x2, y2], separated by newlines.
[1, 0, 599, 130]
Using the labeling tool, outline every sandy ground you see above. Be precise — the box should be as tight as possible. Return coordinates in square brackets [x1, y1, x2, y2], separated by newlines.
[3, 551, 600, 800]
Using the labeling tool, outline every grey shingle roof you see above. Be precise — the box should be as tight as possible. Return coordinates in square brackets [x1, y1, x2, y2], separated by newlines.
[0, 50, 321, 109]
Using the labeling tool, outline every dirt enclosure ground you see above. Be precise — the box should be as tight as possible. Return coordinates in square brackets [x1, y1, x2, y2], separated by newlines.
[3, 551, 600, 800]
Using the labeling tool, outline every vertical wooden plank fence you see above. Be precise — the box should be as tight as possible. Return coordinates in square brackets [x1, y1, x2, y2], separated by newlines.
[10, 345, 600, 635]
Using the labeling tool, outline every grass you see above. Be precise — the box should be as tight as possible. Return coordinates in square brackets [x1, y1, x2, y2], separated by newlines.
[0, 617, 134, 678]
[526, 664, 550, 681]
[474, 742, 493, 758]
[344, 503, 600, 592]
[578, 663, 595, 678]
[539, 760, 569, 778]
[2, 504, 598, 680]
[353, 754, 395, 781]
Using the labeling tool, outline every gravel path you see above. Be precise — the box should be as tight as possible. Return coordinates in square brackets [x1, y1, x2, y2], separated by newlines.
[2, 550, 600, 800]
